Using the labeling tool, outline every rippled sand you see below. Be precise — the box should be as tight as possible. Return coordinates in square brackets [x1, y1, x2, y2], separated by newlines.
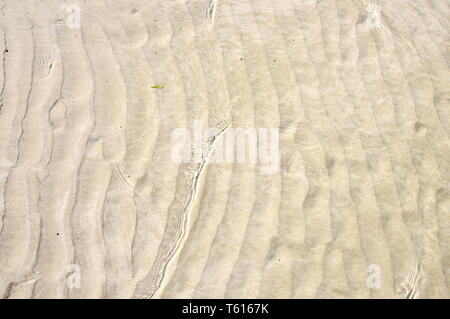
[0, 0, 449, 299]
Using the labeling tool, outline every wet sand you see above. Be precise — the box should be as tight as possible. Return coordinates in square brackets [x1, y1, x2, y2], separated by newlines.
[0, 0, 449, 298]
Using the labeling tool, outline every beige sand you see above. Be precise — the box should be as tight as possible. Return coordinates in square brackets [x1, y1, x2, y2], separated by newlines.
[0, 0, 449, 299]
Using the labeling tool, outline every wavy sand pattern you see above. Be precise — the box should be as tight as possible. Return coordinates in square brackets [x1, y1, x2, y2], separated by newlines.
[0, 0, 449, 299]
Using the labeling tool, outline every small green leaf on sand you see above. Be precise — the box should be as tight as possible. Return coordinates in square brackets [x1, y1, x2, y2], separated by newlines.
[151, 85, 165, 89]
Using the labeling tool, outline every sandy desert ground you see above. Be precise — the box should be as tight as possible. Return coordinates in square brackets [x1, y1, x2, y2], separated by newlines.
[0, 0, 449, 299]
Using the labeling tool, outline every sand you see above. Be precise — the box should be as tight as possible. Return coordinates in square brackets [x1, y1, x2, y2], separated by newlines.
[0, 0, 449, 299]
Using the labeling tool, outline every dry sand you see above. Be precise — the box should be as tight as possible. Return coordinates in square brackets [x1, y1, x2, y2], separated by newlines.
[0, 0, 449, 299]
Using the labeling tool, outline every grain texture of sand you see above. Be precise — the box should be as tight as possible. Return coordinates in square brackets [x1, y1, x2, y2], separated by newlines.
[0, 0, 449, 299]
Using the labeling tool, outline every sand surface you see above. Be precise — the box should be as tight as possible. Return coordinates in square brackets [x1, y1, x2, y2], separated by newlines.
[0, 0, 449, 299]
